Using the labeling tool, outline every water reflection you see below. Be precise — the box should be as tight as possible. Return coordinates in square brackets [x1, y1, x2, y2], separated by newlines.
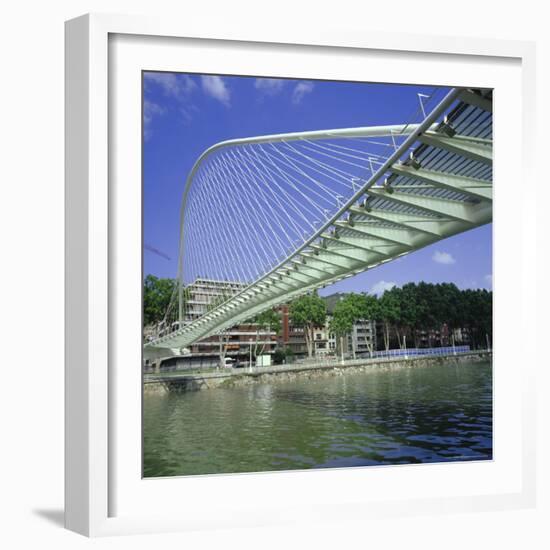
[143, 361, 492, 477]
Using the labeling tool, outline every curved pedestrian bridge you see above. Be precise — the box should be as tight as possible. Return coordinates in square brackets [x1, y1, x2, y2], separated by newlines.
[144, 88, 492, 360]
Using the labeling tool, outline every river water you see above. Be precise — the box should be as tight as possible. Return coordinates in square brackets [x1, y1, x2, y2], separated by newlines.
[143, 360, 492, 477]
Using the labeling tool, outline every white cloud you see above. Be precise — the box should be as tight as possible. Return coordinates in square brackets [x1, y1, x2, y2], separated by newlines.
[371, 280, 398, 296]
[180, 104, 199, 125]
[432, 250, 456, 265]
[143, 72, 196, 98]
[201, 75, 231, 106]
[143, 100, 165, 141]
[292, 81, 314, 104]
[254, 78, 285, 96]
[143, 73, 199, 125]
[484, 274, 493, 288]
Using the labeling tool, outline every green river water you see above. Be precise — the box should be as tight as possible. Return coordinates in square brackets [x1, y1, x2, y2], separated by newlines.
[143, 360, 492, 477]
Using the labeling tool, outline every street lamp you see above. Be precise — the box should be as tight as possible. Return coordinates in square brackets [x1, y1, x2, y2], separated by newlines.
[249, 339, 253, 372]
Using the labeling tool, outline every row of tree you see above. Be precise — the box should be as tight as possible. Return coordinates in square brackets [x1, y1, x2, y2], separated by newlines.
[288, 282, 492, 357]
[143, 275, 493, 357]
[373, 282, 492, 351]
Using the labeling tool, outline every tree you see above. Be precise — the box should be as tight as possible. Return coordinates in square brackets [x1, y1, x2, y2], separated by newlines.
[461, 288, 493, 349]
[372, 282, 492, 351]
[415, 282, 442, 346]
[251, 308, 281, 358]
[355, 293, 380, 357]
[392, 285, 418, 349]
[437, 282, 463, 346]
[216, 329, 231, 369]
[329, 302, 355, 361]
[143, 275, 176, 326]
[378, 290, 400, 351]
[207, 292, 234, 368]
[289, 292, 327, 358]
[330, 293, 379, 358]
[272, 346, 294, 365]
[478, 289, 493, 345]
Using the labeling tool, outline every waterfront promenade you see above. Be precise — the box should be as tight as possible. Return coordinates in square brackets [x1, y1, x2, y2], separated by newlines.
[144, 349, 491, 394]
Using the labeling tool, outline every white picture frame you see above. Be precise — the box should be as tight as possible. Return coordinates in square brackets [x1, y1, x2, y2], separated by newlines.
[65, 13, 537, 537]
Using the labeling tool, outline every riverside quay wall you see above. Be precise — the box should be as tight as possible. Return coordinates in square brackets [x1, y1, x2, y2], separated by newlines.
[143, 351, 492, 395]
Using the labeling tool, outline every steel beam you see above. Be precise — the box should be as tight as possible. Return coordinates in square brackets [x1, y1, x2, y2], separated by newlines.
[457, 89, 492, 113]
[367, 188, 480, 223]
[419, 131, 492, 164]
[349, 206, 448, 236]
[321, 233, 391, 256]
[390, 165, 492, 201]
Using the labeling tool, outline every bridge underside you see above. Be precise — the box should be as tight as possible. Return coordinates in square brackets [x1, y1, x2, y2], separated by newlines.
[145, 88, 492, 360]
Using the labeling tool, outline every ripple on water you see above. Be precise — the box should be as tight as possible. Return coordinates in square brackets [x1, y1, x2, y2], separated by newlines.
[143, 361, 493, 477]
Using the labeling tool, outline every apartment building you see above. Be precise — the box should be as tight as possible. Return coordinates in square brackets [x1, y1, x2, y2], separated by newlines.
[158, 278, 276, 369]
[276, 293, 377, 359]
[348, 319, 377, 357]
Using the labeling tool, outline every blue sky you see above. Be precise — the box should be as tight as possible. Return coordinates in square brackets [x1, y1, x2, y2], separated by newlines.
[143, 72, 492, 295]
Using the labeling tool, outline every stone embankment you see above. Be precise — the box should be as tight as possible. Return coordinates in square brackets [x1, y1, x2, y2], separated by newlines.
[143, 351, 492, 395]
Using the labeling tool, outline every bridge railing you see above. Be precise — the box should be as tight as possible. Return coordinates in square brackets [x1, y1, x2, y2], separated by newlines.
[287, 345, 473, 366]
[371, 345, 471, 358]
